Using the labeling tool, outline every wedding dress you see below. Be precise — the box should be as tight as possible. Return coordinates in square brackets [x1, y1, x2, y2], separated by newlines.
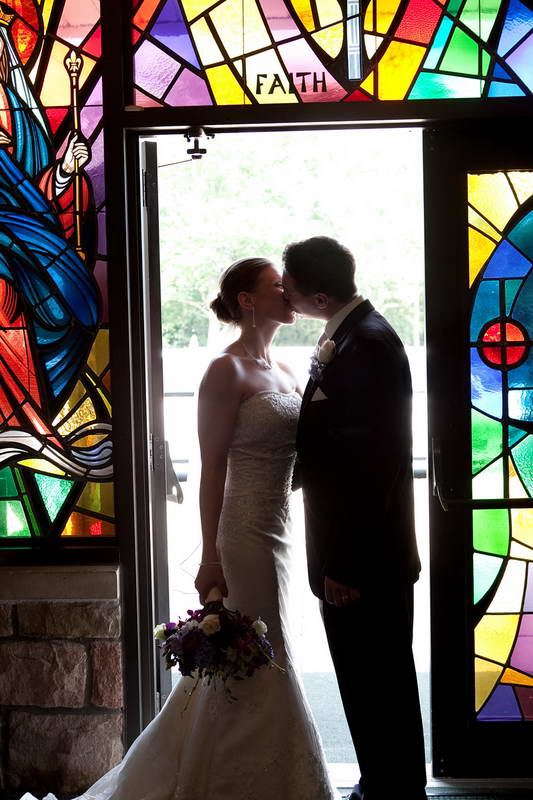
[21, 390, 339, 800]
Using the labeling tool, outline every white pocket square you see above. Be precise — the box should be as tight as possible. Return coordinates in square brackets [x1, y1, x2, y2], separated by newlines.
[311, 386, 328, 402]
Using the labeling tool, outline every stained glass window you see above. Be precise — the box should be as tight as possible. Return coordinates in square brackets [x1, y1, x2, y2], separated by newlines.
[469, 170, 533, 721]
[0, 0, 113, 541]
[131, 0, 533, 105]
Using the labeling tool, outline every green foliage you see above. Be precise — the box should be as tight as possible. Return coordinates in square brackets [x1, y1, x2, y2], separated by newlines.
[157, 130, 424, 348]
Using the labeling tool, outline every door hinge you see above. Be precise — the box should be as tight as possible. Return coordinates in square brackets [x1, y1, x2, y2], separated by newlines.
[142, 169, 148, 207]
[148, 432, 154, 471]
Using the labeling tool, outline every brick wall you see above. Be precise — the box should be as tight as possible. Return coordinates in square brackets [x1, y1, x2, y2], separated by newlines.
[0, 567, 124, 798]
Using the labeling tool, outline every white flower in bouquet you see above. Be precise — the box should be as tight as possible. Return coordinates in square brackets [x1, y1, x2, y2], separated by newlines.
[199, 614, 221, 635]
[153, 623, 167, 640]
[252, 618, 268, 636]
[183, 619, 199, 631]
[317, 338, 336, 364]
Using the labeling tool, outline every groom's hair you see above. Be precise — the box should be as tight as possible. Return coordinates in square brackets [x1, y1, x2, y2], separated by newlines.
[282, 236, 357, 300]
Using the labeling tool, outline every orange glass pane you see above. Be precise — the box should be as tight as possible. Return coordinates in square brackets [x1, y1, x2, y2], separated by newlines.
[61, 511, 115, 537]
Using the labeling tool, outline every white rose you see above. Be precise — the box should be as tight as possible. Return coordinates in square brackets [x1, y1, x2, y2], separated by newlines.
[199, 614, 221, 636]
[183, 620, 199, 631]
[252, 618, 268, 636]
[153, 623, 167, 640]
[317, 338, 336, 364]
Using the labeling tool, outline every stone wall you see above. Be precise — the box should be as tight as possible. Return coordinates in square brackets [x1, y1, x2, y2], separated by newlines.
[0, 567, 123, 799]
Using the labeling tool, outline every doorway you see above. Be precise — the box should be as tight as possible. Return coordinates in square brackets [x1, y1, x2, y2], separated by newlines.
[152, 126, 430, 788]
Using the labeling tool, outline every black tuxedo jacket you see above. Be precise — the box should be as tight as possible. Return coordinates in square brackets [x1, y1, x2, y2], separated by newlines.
[296, 300, 421, 599]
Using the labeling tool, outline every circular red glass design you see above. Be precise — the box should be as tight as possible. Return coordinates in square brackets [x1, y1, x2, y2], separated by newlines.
[481, 322, 527, 366]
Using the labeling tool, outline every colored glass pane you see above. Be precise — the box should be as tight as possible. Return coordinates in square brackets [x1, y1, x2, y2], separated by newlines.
[77, 481, 115, 517]
[468, 206, 501, 242]
[377, 41, 426, 99]
[440, 27, 479, 74]
[510, 614, 533, 675]
[61, 510, 115, 536]
[509, 390, 533, 422]
[473, 509, 509, 555]
[1, 500, 31, 537]
[486, 558, 526, 612]
[483, 240, 531, 279]
[470, 281, 500, 339]
[394, 0, 443, 45]
[510, 541, 533, 560]
[34, 473, 75, 523]
[472, 457, 503, 499]
[501, 667, 533, 686]
[471, 348, 502, 418]
[312, 23, 344, 58]
[478, 685, 523, 720]
[469, 228, 497, 285]
[512, 508, 533, 548]
[475, 658, 504, 710]
[506, 279, 523, 313]
[471, 409, 502, 474]
[0, 468, 17, 498]
[423, 16, 453, 67]
[508, 172, 533, 205]
[496, 0, 533, 55]
[473, 553, 504, 603]
[468, 173, 518, 231]
[316, 0, 343, 27]
[508, 210, 533, 261]
[475, 613, 520, 662]
[512, 436, 533, 494]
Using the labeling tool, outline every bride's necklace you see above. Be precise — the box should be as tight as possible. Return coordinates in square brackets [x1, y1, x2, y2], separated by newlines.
[241, 341, 272, 370]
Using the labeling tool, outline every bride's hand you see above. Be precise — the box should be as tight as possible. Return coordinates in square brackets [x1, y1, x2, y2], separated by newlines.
[194, 564, 228, 605]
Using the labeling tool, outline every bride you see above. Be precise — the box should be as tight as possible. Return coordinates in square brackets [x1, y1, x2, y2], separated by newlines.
[21, 256, 339, 800]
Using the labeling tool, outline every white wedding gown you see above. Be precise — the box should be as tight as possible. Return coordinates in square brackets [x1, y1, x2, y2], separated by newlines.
[22, 390, 339, 800]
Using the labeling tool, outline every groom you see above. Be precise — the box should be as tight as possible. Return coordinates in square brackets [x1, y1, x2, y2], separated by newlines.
[282, 237, 427, 800]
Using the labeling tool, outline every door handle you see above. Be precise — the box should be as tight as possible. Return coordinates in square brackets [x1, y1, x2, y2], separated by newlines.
[431, 438, 531, 512]
[165, 441, 183, 504]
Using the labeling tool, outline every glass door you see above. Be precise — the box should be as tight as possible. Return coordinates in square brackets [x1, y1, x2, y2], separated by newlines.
[425, 121, 533, 778]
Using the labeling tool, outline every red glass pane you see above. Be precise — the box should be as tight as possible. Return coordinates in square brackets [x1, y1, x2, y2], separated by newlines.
[483, 323, 502, 343]
[483, 345, 503, 364]
[395, 0, 443, 45]
[506, 322, 525, 342]
[506, 345, 526, 365]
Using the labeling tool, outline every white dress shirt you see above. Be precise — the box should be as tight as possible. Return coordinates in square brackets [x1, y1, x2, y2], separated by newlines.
[311, 294, 365, 401]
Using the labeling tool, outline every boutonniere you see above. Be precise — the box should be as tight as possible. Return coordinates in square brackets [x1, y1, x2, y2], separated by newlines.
[309, 338, 336, 381]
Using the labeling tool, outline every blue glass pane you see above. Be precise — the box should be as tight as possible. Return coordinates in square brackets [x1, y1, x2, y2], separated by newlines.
[509, 389, 533, 422]
[424, 17, 453, 69]
[483, 239, 531, 279]
[409, 72, 483, 99]
[151, 0, 200, 69]
[508, 353, 533, 388]
[471, 348, 502, 418]
[492, 62, 512, 80]
[478, 685, 522, 721]
[511, 265, 533, 330]
[488, 81, 525, 97]
[506, 31, 533, 91]
[508, 211, 533, 261]
[473, 553, 504, 604]
[471, 280, 500, 339]
[506, 279, 523, 313]
[512, 435, 533, 495]
[509, 425, 528, 446]
[496, 0, 533, 56]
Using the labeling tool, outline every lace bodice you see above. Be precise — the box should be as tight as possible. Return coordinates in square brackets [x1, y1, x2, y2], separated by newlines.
[225, 390, 301, 499]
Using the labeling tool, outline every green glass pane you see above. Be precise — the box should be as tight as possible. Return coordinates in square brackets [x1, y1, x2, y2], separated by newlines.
[0, 468, 17, 498]
[440, 27, 480, 75]
[447, 0, 465, 16]
[460, 0, 503, 38]
[473, 508, 509, 555]
[0, 501, 31, 537]
[473, 552, 504, 603]
[482, 50, 491, 76]
[34, 474, 75, 523]
[473, 457, 503, 498]
[512, 435, 533, 496]
[472, 409, 502, 474]
[509, 425, 527, 447]
[506, 279, 523, 314]
[21, 494, 40, 537]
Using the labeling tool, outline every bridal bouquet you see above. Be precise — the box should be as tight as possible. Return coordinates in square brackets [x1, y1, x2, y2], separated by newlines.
[154, 588, 283, 706]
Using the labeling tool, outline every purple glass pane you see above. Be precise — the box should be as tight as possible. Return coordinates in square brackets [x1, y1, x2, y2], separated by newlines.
[134, 39, 180, 98]
[524, 564, 533, 613]
[258, 0, 301, 42]
[94, 260, 108, 324]
[151, 0, 200, 68]
[86, 130, 105, 208]
[165, 68, 212, 105]
[510, 614, 533, 675]
[506, 32, 533, 92]
[81, 105, 102, 140]
[497, 0, 533, 56]
[478, 684, 522, 720]
[98, 210, 107, 255]
[483, 239, 531, 279]
[471, 348, 503, 418]
[85, 77, 103, 106]
[515, 686, 533, 719]
[278, 40, 347, 102]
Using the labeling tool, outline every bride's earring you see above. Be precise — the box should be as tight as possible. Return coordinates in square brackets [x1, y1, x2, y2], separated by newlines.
[252, 306, 256, 328]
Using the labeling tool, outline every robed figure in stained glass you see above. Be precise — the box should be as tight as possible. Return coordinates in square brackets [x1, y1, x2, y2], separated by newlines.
[0, 3, 111, 481]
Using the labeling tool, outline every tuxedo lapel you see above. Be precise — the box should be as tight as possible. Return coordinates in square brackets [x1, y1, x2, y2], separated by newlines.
[330, 299, 374, 351]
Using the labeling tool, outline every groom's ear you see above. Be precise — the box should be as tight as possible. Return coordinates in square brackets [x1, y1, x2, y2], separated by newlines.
[314, 293, 329, 310]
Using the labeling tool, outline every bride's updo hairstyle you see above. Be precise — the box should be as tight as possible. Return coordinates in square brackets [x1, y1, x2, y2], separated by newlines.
[210, 257, 272, 324]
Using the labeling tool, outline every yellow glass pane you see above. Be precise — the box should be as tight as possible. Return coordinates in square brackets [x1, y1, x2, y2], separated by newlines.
[290, 0, 316, 30]
[475, 657, 503, 710]
[191, 18, 224, 65]
[41, 0, 56, 32]
[245, 50, 299, 103]
[206, 65, 248, 104]
[74, 434, 108, 448]
[57, 397, 96, 436]
[468, 207, 501, 242]
[377, 42, 426, 100]
[182, 0, 219, 20]
[77, 480, 115, 517]
[87, 330, 109, 376]
[53, 381, 86, 426]
[18, 459, 65, 476]
[469, 227, 497, 286]
[510, 456, 528, 499]
[97, 387, 112, 415]
[512, 507, 533, 547]
[364, 33, 382, 58]
[507, 171, 533, 205]
[376, 0, 402, 33]
[359, 68, 375, 94]
[475, 613, 520, 663]
[468, 173, 518, 232]
[312, 23, 344, 58]
[40, 41, 96, 108]
[316, 0, 343, 27]
[501, 667, 533, 687]
[211, 0, 271, 57]
[486, 558, 526, 612]
[510, 541, 533, 560]
[364, 0, 374, 30]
